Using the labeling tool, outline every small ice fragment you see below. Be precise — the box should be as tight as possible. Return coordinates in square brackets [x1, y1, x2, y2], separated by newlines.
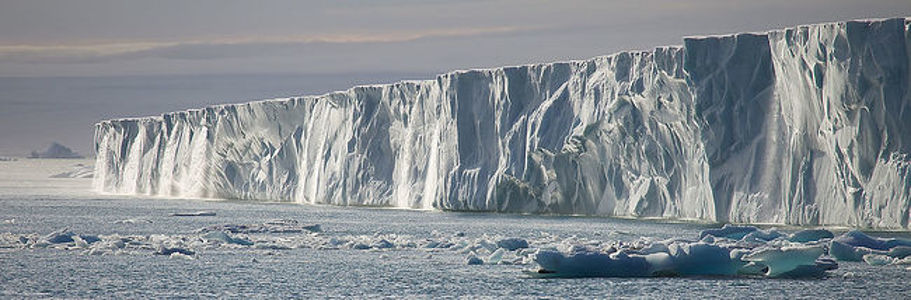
[201, 231, 253, 246]
[815, 257, 839, 270]
[862, 254, 896, 266]
[894, 257, 911, 265]
[79, 235, 100, 244]
[170, 211, 216, 217]
[114, 218, 153, 224]
[479, 240, 498, 252]
[371, 239, 394, 249]
[72, 235, 88, 248]
[488, 248, 505, 264]
[788, 229, 834, 243]
[698, 224, 758, 240]
[254, 243, 291, 250]
[887, 246, 911, 259]
[197, 221, 320, 234]
[302, 224, 321, 232]
[169, 252, 196, 260]
[829, 241, 873, 262]
[43, 228, 75, 244]
[743, 245, 824, 277]
[86, 248, 107, 256]
[497, 238, 529, 251]
[742, 229, 783, 242]
[154, 246, 195, 256]
[467, 255, 484, 265]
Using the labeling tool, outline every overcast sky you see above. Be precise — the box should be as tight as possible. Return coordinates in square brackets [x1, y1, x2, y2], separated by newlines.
[2, 0, 909, 77]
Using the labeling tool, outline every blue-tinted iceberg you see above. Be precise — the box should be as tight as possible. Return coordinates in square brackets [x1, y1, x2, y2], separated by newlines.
[531, 226, 838, 278]
[829, 230, 911, 261]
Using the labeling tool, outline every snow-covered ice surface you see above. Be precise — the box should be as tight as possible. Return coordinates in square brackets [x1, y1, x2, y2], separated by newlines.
[4, 159, 911, 298]
[50, 163, 94, 178]
[94, 18, 911, 229]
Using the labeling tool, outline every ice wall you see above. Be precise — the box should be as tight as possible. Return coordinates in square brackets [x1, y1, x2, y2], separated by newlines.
[95, 18, 911, 229]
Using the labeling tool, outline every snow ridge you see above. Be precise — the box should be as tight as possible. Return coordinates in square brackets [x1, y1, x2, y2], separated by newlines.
[95, 18, 911, 229]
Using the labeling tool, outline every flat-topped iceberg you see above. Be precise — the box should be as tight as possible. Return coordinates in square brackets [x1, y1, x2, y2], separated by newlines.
[95, 18, 911, 229]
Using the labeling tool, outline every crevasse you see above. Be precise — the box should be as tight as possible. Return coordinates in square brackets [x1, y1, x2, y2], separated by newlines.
[94, 18, 911, 229]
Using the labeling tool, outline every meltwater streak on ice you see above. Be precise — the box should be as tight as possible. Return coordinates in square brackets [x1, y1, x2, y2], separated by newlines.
[95, 18, 911, 229]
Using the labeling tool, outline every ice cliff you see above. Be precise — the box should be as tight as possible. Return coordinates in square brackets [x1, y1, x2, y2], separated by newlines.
[95, 18, 911, 229]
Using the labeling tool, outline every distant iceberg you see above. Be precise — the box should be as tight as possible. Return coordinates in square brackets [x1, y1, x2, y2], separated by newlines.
[30, 142, 84, 159]
[95, 18, 911, 229]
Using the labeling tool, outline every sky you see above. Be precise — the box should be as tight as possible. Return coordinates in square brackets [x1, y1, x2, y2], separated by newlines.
[0, 0, 909, 156]
[1, 0, 909, 77]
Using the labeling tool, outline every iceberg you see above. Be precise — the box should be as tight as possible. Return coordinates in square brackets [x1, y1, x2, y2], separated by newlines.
[531, 227, 836, 278]
[31, 142, 84, 159]
[742, 245, 825, 277]
[95, 18, 911, 229]
[829, 230, 911, 261]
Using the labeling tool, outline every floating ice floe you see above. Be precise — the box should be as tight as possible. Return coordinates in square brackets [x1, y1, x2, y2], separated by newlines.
[201, 231, 253, 246]
[196, 219, 320, 234]
[496, 238, 529, 251]
[170, 211, 216, 217]
[530, 226, 843, 278]
[114, 218, 153, 224]
[829, 230, 911, 262]
[788, 229, 834, 243]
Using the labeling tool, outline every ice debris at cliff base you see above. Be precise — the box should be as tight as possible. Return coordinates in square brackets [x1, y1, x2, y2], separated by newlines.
[3, 223, 911, 279]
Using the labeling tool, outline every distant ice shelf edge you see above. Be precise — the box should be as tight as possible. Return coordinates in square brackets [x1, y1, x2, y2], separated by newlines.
[95, 17, 911, 229]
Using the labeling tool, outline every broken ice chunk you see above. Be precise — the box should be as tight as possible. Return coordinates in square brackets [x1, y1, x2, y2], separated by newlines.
[170, 211, 216, 217]
[698, 225, 758, 240]
[742, 245, 825, 277]
[496, 238, 529, 251]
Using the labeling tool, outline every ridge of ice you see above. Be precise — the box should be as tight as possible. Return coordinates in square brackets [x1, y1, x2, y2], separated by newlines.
[95, 18, 911, 229]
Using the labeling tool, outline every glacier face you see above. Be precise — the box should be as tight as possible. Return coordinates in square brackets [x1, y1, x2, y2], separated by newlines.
[95, 18, 911, 229]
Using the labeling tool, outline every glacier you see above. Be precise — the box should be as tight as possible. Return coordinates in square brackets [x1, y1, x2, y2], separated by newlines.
[95, 18, 911, 229]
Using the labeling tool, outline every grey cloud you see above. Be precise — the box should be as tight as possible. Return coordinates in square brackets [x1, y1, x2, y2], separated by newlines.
[0, 26, 533, 64]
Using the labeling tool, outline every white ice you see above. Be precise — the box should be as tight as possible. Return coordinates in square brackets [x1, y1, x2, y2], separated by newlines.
[93, 18, 911, 229]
